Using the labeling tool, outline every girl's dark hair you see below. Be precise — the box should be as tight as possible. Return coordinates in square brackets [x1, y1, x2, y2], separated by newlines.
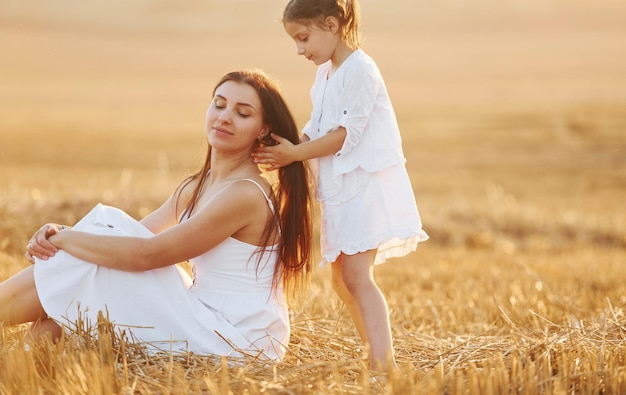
[282, 0, 362, 50]
[175, 70, 312, 303]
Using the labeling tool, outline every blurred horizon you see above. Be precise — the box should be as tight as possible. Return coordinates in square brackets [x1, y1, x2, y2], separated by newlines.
[2, 0, 626, 118]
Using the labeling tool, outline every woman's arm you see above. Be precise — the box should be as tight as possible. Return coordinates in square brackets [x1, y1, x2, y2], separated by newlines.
[139, 194, 180, 234]
[140, 176, 199, 233]
[48, 181, 267, 271]
[27, 181, 192, 263]
[26, 223, 63, 263]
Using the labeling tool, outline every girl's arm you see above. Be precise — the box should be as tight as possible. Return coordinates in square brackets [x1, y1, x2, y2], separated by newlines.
[48, 181, 266, 272]
[254, 127, 346, 171]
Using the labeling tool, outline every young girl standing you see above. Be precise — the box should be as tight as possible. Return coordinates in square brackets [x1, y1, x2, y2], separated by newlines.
[254, 0, 428, 370]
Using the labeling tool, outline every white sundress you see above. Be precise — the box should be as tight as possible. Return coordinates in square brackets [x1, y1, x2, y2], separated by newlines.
[33, 181, 289, 360]
[319, 164, 429, 266]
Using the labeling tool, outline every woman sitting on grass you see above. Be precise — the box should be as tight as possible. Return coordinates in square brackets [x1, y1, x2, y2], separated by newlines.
[0, 69, 312, 360]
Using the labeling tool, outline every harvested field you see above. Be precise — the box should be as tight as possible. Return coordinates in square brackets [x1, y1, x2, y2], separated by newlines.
[1, 1, 625, 393]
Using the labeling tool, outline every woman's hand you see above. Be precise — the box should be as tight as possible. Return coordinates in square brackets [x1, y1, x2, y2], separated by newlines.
[25, 224, 63, 264]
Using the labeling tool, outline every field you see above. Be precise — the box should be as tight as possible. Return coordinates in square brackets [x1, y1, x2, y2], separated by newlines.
[1, 0, 626, 393]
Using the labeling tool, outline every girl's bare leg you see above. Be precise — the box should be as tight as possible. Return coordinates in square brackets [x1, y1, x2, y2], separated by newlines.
[335, 250, 397, 371]
[331, 257, 368, 343]
[0, 266, 61, 342]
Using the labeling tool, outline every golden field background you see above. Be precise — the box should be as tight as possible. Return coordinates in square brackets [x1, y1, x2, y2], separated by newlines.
[1, 0, 625, 393]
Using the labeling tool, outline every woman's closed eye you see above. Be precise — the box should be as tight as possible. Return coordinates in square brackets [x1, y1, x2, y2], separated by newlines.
[212, 98, 226, 109]
[212, 101, 252, 118]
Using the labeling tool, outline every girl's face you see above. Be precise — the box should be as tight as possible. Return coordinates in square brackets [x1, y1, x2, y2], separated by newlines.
[206, 80, 268, 154]
[284, 19, 342, 65]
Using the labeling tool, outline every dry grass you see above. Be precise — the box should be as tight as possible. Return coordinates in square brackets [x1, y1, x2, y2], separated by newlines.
[1, 1, 626, 393]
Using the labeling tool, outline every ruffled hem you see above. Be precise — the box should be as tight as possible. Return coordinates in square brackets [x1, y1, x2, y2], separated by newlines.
[320, 229, 429, 267]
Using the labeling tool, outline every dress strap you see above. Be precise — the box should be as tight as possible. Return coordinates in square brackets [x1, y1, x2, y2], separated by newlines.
[238, 179, 275, 215]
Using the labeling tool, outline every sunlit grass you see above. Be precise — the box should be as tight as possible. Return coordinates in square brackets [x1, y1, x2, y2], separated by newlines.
[2, 104, 625, 393]
[1, 1, 625, 392]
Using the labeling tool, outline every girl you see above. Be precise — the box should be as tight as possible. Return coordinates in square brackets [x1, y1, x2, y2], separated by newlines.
[253, 0, 428, 370]
[2, 70, 312, 360]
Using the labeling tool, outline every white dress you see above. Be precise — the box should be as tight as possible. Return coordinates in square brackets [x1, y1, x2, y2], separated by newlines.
[302, 49, 429, 265]
[33, 182, 289, 360]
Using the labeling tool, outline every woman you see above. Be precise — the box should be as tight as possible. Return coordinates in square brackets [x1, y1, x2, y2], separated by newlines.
[0, 70, 312, 360]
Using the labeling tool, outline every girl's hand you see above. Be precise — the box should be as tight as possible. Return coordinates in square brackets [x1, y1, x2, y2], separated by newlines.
[253, 133, 298, 171]
[25, 224, 62, 264]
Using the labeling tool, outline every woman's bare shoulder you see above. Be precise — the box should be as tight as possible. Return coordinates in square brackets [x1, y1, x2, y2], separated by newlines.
[225, 176, 272, 201]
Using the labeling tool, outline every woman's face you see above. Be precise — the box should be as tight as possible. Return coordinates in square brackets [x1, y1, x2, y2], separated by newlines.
[206, 80, 267, 153]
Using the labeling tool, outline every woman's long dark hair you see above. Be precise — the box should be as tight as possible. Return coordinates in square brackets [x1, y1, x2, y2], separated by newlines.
[174, 70, 312, 303]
